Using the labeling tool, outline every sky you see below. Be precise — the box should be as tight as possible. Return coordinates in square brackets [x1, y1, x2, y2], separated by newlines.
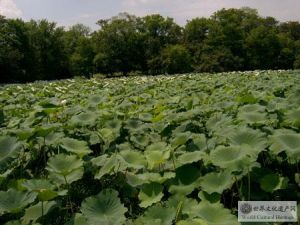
[1, 0, 300, 29]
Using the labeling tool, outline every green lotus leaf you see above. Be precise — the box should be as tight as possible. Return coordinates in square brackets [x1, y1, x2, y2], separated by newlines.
[70, 112, 97, 126]
[119, 150, 147, 169]
[191, 202, 240, 225]
[4, 220, 23, 225]
[210, 146, 253, 172]
[138, 183, 163, 208]
[135, 204, 176, 225]
[139, 113, 153, 122]
[22, 201, 56, 224]
[146, 142, 169, 151]
[125, 118, 143, 130]
[191, 134, 207, 151]
[91, 154, 108, 167]
[285, 108, 300, 128]
[177, 151, 206, 166]
[166, 194, 199, 217]
[46, 154, 84, 184]
[169, 164, 201, 195]
[200, 170, 234, 194]
[126, 172, 175, 187]
[269, 131, 300, 159]
[0, 189, 37, 215]
[105, 119, 122, 131]
[45, 132, 65, 146]
[0, 136, 22, 165]
[88, 95, 103, 105]
[81, 189, 127, 225]
[260, 174, 289, 193]
[227, 127, 267, 154]
[171, 132, 192, 148]
[99, 128, 117, 145]
[22, 179, 57, 201]
[130, 133, 150, 148]
[94, 154, 127, 180]
[60, 138, 92, 158]
[237, 111, 267, 124]
[145, 149, 170, 170]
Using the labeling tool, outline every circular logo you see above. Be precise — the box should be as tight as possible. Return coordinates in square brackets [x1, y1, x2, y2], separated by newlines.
[240, 203, 252, 214]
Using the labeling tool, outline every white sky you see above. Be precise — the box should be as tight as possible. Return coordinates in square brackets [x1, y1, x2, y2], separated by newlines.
[1, 0, 300, 29]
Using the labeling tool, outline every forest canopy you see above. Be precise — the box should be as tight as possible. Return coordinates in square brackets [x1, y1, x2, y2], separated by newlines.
[1, 7, 300, 83]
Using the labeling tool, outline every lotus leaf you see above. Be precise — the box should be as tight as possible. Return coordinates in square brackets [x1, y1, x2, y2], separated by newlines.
[81, 189, 127, 225]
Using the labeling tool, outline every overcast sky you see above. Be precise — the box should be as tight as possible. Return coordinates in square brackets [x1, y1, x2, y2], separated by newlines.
[1, 0, 300, 29]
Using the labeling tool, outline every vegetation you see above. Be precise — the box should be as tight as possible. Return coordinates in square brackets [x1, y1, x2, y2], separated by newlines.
[1, 8, 300, 83]
[0, 70, 299, 224]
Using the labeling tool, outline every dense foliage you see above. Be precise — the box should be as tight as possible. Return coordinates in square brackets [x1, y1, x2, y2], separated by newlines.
[0, 70, 299, 224]
[1, 8, 300, 82]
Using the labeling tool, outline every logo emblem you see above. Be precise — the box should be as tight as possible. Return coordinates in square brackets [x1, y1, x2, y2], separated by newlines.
[240, 203, 252, 214]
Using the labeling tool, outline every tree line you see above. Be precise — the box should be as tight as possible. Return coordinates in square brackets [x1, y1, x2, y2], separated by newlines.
[1, 7, 300, 83]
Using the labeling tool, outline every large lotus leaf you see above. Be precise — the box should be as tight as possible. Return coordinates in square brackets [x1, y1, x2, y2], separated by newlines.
[45, 132, 65, 146]
[46, 154, 84, 184]
[135, 204, 176, 225]
[166, 194, 199, 217]
[200, 170, 234, 194]
[191, 134, 207, 151]
[0, 189, 37, 215]
[191, 202, 240, 225]
[169, 164, 201, 195]
[285, 108, 300, 128]
[259, 173, 289, 193]
[60, 138, 92, 158]
[227, 127, 267, 154]
[119, 150, 147, 169]
[22, 179, 57, 201]
[130, 133, 150, 148]
[146, 142, 169, 152]
[22, 201, 56, 224]
[171, 132, 192, 148]
[139, 113, 153, 122]
[88, 95, 103, 105]
[210, 146, 253, 172]
[177, 151, 206, 166]
[237, 111, 267, 124]
[125, 118, 144, 130]
[126, 172, 175, 187]
[105, 119, 122, 131]
[206, 113, 233, 133]
[70, 112, 97, 126]
[145, 149, 170, 170]
[138, 183, 163, 208]
[94, 154, 127, 180]
[269, 131, 300, 159]
[81, 189, 127, 225]
[0, 136, 22, 164]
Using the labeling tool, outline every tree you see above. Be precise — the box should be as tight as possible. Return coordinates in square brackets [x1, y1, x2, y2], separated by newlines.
[93, 13, 143, 76]
[140, 14, 182, 74]
[26, 20, 69, 80]
[64, 24, 94, 77]
[161, 44, 192, 74]
[245, 26, 281, 70]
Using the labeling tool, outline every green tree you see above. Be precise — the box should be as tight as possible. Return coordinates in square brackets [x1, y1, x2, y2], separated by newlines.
[64, 24, 94, 77]
[161, 44, 192, 74]
[93, 13, 143, 76]
[140, 14, 182, 74]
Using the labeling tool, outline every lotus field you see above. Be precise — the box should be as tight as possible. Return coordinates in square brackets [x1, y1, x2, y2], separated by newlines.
[0, 71, 300, 225]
